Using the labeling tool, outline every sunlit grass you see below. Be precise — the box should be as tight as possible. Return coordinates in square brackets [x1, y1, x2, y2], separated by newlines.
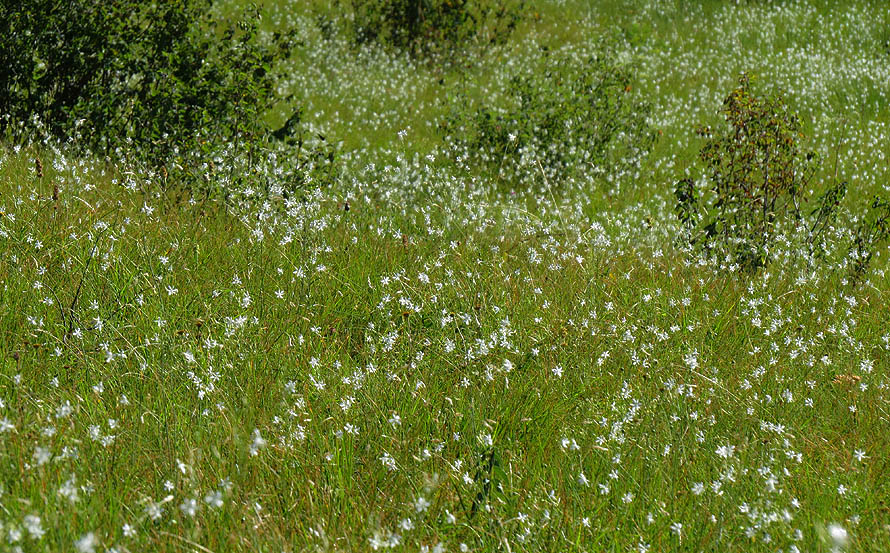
[1, 1, 890, 551]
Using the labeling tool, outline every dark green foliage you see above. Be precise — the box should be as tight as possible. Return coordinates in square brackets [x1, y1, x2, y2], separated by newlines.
[675, 74, 828, 271]
[675, 177, 700, 238]
[880, 25, 890, 57]
[808, 179, 847, 259]
[849, 195, 890, 284]
[442, 49, 655, 188]
[330, 0, 524, 56]
[0, 0, 332, 195]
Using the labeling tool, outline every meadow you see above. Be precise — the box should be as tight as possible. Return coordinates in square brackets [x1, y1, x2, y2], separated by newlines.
[1, 0, 889, 551]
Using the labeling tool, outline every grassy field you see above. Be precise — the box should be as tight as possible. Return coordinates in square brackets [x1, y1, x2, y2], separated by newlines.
[2, 1, 890, 551]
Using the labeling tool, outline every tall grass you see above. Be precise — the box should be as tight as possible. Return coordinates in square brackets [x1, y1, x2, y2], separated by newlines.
[1, 1, 889, 551]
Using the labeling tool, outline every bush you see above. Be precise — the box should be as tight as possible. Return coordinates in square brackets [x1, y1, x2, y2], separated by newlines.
[848, 195, 890, 284]
[674, 74, 839, 271]
[328, 0, 524, 57]
[441, 48, 655, 189]
[0, 0, 332, 196]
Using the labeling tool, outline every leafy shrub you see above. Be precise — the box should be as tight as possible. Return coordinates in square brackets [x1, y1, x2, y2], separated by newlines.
[880, 26, 890, 57]
[328, 0, 525, 56]
[441, 48, 655, 189]
[674, 74, 839, 271]
[848, 195, 890, 284]
[0, 0, 333, 196]
[807, 178, 847, 260]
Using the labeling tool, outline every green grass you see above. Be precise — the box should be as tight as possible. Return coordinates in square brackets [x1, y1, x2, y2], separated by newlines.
[2, 1, 890, 551]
